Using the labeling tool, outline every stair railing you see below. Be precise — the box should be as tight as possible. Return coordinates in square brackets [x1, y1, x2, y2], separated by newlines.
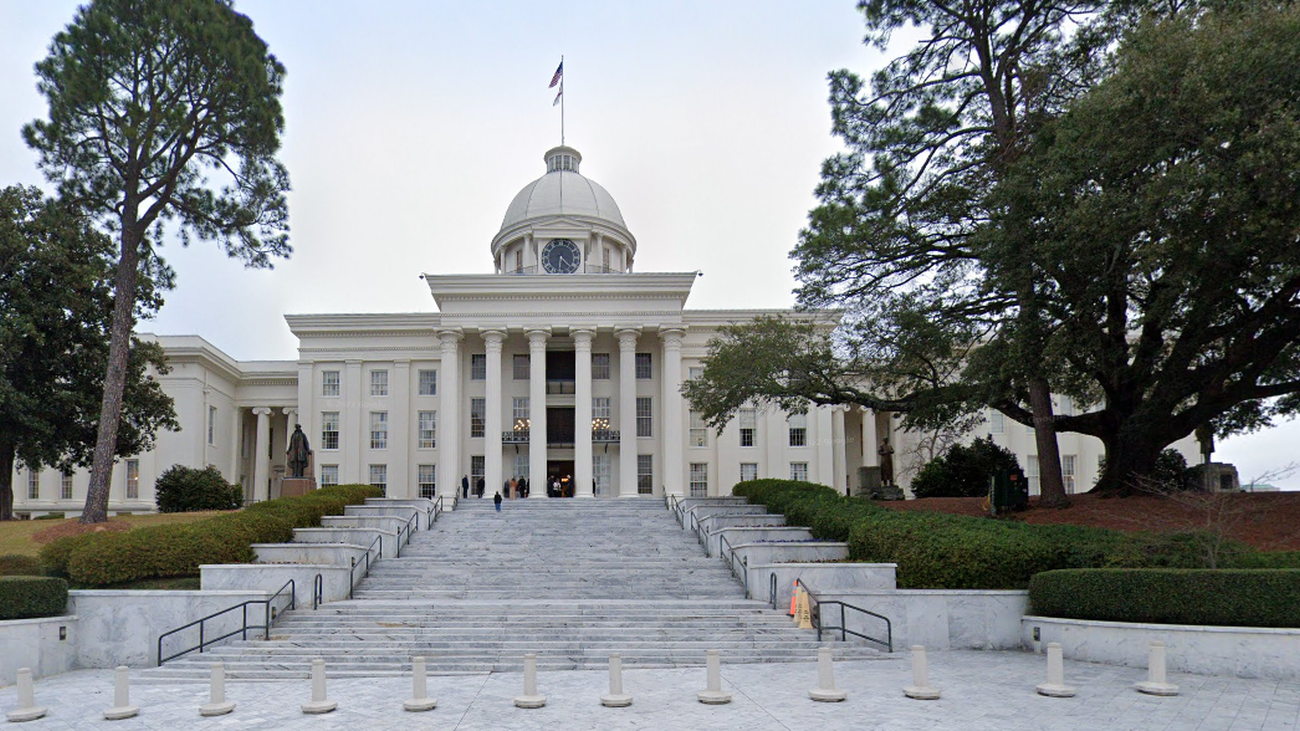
[718, 533, 748, 597]
[795, 576, 892, 652]
[432, 496, 445, 523]
[157, 578, 296, 666]
[348, 533, 381, 599]
[666, 493, 684, 527]
[312, 572, 324, 610]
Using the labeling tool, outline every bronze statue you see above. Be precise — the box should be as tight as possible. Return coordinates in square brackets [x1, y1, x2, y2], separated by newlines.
[1195, 423, 1215, 465]
[287, 424, 312, 478]
[878, 436, 895, 486]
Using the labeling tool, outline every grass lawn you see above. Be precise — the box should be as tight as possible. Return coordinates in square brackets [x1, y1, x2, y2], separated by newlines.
[0, 511, 228, 558]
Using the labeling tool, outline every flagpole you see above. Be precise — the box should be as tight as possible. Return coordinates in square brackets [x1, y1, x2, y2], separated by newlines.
[560, 55, 565, 146]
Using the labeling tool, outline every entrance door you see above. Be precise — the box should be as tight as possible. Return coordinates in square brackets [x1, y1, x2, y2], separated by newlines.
[546, 460, 575, 497]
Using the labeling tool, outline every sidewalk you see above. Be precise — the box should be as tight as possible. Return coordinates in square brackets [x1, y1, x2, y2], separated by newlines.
[4, 650, 1297, 730]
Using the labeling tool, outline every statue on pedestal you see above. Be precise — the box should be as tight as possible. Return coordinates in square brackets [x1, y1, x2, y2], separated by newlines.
[287, 424, 312, 479]
[878, 436, 895, 487]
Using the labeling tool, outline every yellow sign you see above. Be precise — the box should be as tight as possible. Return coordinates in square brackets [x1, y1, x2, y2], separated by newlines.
[794, 587, 813, 630]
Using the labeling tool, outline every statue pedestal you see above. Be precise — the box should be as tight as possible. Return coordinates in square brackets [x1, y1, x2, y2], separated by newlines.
[279, 477, 318, 498]
[1188, 463, 1240, 492]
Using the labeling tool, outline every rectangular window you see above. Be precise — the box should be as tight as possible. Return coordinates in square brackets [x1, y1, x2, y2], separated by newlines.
[27, 470, 39, 500]
[602, 246, 611, 270]
[320, 464, 339, 486]
[322, 370, 340, 397]
[689, 411, 708, 447]
[471, 455, 485, 490]
[418, 410, 437, 449]
[989, 410, 1005, 434]
[739, 408, 756, 447]
[592, 353, 610, 380]
[417, 464, 436, 499]
[61, 472, 73, 500]
[637, 454, 654, 495]
[790, 462, 809, 482]
[321, 412, 340, 450]
[370, 369, 389, 396]
[592, 397, 611, 422]
[470, 398, 486, 438]
[512, 397, 531, 431]
[635, 352, 652, 379]
[689, 366, 704, 380]
[370, 411, 388, 450]
[689, 463, 709, 497]
[369, 464, 387, 496]
[788, 413, 807, 447]
[740, 463, 758, 482]
[513, 354, 530, 380]
[418, 369, 437, 396]
[1063, 454, 1077, 494]
[594, 454, 611, 496]
[515, 249, 523, 272]
[207, 405, 217, 445]
[636, 397, 653, 437]
[1027, 455, 1040, 495]
[126, 460, 139, 499]
[513, 454, 529, 482]
[470, 353, 487, 380]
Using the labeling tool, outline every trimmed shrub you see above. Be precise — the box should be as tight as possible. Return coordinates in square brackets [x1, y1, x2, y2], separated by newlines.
[0, 576, 68, 619]
[1029, 569, 1300, 627]
[155, 464, 244, 512]
[910, 437, 1021, 499]
[50, 484, 379, 587]
[0, 554, 44, 576]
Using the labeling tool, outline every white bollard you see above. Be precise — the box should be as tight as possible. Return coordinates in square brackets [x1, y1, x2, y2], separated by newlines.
[404, 655, 438, 711]
[103, 666, 140, 720]
[1135, 640, 1179, 696]
[697, 649, 733, 704]
[5, 667, 47, 722]
[301, 658, 338, 714]
[514, 653, 546, 708]
[600, 653, 633, 707]
[903, 645, 941, 700]
[199, 662, 236, 716]
[809, 647, 848, 702]
[1035, 642, 1076, 698]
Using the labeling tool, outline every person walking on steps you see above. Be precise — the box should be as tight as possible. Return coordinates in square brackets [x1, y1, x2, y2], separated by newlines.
[461, 474, 469, 499]
[493, 491, 503, 512]
[477, 476, 485, 498]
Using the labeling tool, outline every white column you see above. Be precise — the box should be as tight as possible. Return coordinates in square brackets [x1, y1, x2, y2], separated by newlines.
[483, 330, 506, 499]
[573, 327, 595, 498]
[617, 328, 639, 497]
[228, 407, 241, 484]
[392, 359, 410, 497]
[527, 328, 550, 497]
[343, 360, 362, 483]
[660, 327, 686, 497]
[864, 409, 879, 468]
[437, 329, 463, 500]
[251, 407, 272, 502]
[832, 406, 847, 494]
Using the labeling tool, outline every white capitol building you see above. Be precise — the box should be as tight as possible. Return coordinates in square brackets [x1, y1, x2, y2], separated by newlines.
[13, 145, 1125, 516]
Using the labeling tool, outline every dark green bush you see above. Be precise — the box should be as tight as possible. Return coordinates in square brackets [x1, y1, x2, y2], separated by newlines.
[50, 484, 379, 587]
[910, 437, 1021, 499]
[0, 554, 44, 576]
[155, 464, 244, 512]
[1029, 569, 1300, 627]
[0, 576, 68, 619]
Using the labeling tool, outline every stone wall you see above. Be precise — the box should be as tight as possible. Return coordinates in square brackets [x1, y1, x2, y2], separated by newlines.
[0, 616, 77, 686]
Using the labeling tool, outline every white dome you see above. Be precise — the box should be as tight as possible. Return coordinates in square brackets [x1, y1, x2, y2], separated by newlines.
[498, 146, 627, 231]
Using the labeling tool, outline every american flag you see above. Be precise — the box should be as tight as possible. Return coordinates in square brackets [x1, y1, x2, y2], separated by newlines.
[549, 61, 563, 88]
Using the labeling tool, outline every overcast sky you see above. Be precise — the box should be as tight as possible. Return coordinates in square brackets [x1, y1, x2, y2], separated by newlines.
[1, 1, 1295, 488]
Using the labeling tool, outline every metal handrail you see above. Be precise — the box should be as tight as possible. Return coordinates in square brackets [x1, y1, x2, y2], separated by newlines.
[349, 534, 381, 600]
[157, 578, 296, 665]
[718, 533, 748, 597]
[312, 573, 324, 610]
[797, 576, 892, 652]
[432, 496, 444, 523]
[666, 494, 683, 526]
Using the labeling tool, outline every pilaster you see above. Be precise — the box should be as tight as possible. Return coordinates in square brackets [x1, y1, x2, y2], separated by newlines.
[573, 327, 596, 498]
[617, 328, 640, 497]
[527, 328, 550, 497]
[437, 329, 463, 499]
[660, 327, 686, 497]
[483, 329, 506, 499]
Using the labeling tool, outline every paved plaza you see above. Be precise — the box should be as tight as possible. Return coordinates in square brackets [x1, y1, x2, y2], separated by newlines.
[5, 650, 1298, 730]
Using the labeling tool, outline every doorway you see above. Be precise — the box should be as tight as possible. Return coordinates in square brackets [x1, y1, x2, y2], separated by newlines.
[546, 460, 575, 497]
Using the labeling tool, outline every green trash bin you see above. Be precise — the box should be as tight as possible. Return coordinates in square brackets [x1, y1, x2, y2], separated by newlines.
[989, 467, 1029, 515]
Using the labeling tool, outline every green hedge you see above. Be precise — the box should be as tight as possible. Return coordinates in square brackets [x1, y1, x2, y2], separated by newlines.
[0, 554, 44, 577]
[1029, 569, 1300, 627]
[40, 484, 380, 587]
[0, 576, 68, 619]
[731, 479, 1253, 589]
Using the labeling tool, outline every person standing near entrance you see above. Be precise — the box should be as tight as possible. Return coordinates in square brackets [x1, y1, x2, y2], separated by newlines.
[476, 476, 485, 498]
[493, 491, 502, 512]
[461, 474, 469, 499]
[509, 477, 518, 499]
[518, 476, 528, 499]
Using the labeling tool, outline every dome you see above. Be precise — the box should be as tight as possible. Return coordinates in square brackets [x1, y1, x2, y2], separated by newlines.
[498, 146, 627, 231]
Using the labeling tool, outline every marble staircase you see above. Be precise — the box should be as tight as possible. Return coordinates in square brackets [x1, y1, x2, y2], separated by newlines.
[146, 497, 883, 680]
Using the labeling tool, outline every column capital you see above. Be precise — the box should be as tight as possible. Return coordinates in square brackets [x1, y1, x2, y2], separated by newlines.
[436, 327, 464, 345]
[282, 407, 298, 416]
[615, 327, 641, 346]
[526, 327, 551, 346]
[481, 328, 507, 345]
[251, 407, 274, 417]
[659, 326, 686, 348]
[571, 327, 597, 345]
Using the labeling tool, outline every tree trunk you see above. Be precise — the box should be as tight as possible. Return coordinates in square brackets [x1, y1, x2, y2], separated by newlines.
[1093, 430, 1163, 496]
[80, 224, 142, 524]
[1029, 377, 1070, 508]
[0, 440, 14, 521]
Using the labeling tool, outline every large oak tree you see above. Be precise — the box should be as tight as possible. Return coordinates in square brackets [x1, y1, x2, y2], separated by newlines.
[24, 0, 291, 523]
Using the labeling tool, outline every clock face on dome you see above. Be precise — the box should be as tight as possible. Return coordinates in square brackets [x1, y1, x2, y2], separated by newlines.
[542, 239, 581, 274]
